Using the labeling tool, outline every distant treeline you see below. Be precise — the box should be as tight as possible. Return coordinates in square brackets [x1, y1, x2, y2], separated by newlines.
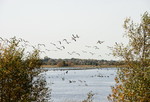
[41, 56, 124, 67]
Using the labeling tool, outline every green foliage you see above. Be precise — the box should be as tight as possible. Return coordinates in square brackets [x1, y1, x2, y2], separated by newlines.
[108, 12, 150, 102]
[0, 37, 50, 102]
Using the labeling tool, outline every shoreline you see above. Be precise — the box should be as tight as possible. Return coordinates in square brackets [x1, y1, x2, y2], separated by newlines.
[41, 65, 123, 68]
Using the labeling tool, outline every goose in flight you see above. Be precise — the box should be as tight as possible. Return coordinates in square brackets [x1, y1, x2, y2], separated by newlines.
[93, 46, 99, 49]
[58, 41, 61, 44]
[63, 39, 71, 44]
[49, 50, 57, 51]
[72, 34, 79, 38]
[0, 37, 4, 41]
[72, 34, 76, 38]
[76, 34, 79, 38]
[61, 46, 65, 49]
[50, 42, 56, 46]
[72, 37, 76, 42]
[67, 52, 72, 55]
[97, 40, 104, 44]
[75, 53, 80, 56]
[89, 52, 95, 55]
[38, 44, 45, 47]
[56, 47, 62, 51]
[45, 49, 50, 51]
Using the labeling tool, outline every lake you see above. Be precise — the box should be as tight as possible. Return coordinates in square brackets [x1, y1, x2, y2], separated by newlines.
[42, 67, 117, 102]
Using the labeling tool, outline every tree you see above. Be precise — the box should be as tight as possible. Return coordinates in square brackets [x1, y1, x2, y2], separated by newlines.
[0, 37, 50, 102]
[108, 12, 150, 101]
[57, 61, 66, 67]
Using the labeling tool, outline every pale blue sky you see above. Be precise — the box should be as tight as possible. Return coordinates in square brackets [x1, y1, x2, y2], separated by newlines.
[0, 0, 149, 60]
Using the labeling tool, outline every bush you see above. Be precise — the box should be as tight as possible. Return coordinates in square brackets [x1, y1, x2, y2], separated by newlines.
[0, 37, 50, 102]
[108, 12, 150, 102]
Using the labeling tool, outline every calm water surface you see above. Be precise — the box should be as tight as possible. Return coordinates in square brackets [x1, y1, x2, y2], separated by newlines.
[43, 67, 117, 102]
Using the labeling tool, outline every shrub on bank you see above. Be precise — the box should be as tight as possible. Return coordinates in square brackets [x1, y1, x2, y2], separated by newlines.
[0, 37, 50, 102]
[108, 12, 150, 102]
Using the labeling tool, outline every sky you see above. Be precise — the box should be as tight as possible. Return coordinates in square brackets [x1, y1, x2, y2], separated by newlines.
[0, 0, 149, 60]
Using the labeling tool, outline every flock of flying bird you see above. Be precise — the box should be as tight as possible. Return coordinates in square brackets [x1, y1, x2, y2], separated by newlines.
[0, 34, 106, 58]
[37, 34, 105, 58]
